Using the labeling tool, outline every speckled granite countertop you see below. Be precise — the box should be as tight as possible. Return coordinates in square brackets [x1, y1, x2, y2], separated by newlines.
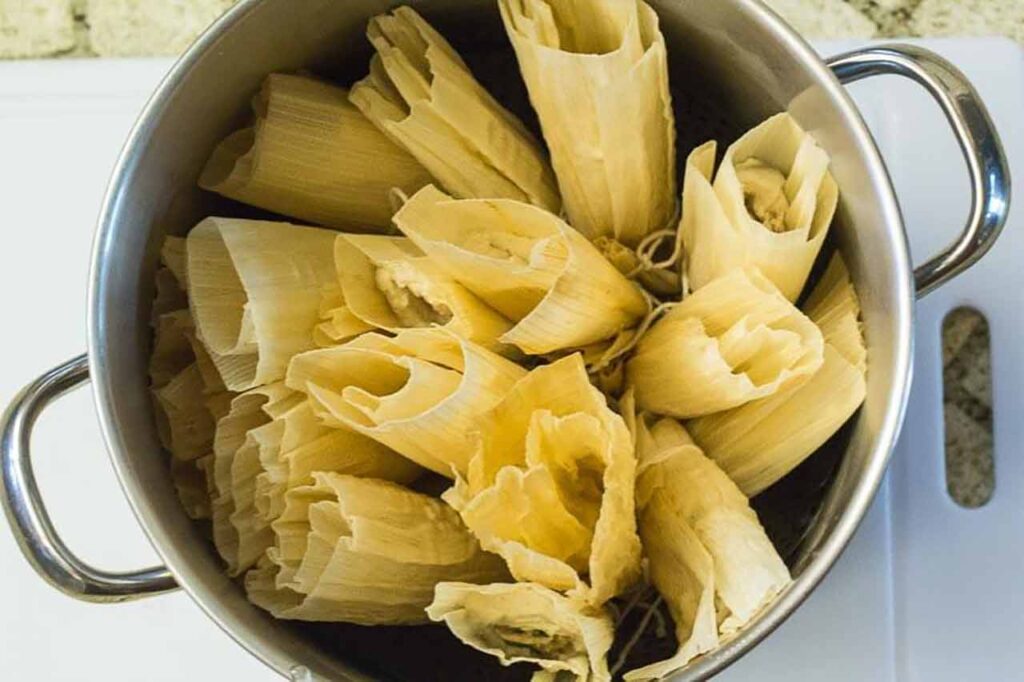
[0, 0, 1000, 503]
[2, 0, 1024, 58]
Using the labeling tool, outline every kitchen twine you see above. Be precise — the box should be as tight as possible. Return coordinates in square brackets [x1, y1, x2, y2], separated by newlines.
[584, 219, 688, 379]
[387, 184, 687, 378]
[611, 594, 667, 676]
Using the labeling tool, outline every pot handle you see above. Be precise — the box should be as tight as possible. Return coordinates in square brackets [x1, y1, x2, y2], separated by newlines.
[827, 44, 1011, 297]
[0, 354, 177, 603]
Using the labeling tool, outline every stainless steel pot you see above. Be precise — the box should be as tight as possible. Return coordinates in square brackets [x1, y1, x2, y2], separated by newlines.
[0, 1, 1010, 680]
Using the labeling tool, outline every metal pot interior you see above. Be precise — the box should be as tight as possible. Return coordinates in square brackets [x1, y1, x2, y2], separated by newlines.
[88, 0, 912, 679]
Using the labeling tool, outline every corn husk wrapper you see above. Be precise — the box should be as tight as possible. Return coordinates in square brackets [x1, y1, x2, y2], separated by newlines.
[160, 236, 188, 286]
[200, 74, 432, 231]
[150, 237, 190, 367]
[182, 328, 227, 395]
[150, 309, 227, 394]
[186, 217, 343, 392]
[230, 409, 421, 578]
[680, 114, 838, 301]
[245, 474, 508, 624]
[148, 289, 220, 522]
[211, 384, 303, 575]
[428, 582, 614, 682]
[313, 299, 376, 349]
[334, 233, 515, 354]
[153, 269, 188, 325]
[689, 258, 867, 496]
[149, 308, 226, 489]
[445, 355, 641, 606]
[148, 231, 243, 522]
[151, 348, 233, 521]
[626, 497, 716, 681]
[394, 186, 648, 354]
[171, 455, 214, 520]
[593, 236, 679, 297]
[621, 400, 790, 680]
[153, 364, 222, 463]
[499, 0, 675, 247]
[689, 346, 866, 496]
[627, 269, 824, 418]
[803, 253, 867, 371]
[349, 7, 559, 211]
[287, 328, 527, 478]
[252, 399, 422, 525]
[149, 310, 195, 390]
[151, 238, 190, 326]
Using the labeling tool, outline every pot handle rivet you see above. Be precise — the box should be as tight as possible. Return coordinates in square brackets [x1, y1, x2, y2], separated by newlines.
[827, 43, 1011, 298]
[0, 354, 177, 603]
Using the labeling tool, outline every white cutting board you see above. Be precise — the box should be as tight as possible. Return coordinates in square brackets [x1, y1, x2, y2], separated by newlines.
[0, 39, 1020, 681]
[729, 37, 1024, 682]
[0, 59, 274, 681]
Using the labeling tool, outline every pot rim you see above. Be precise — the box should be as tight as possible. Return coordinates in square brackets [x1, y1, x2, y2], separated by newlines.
[85, 0, 914, 679]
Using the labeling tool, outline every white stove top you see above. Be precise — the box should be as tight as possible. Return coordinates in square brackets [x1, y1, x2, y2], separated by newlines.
[1, 38, 1020, 681]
